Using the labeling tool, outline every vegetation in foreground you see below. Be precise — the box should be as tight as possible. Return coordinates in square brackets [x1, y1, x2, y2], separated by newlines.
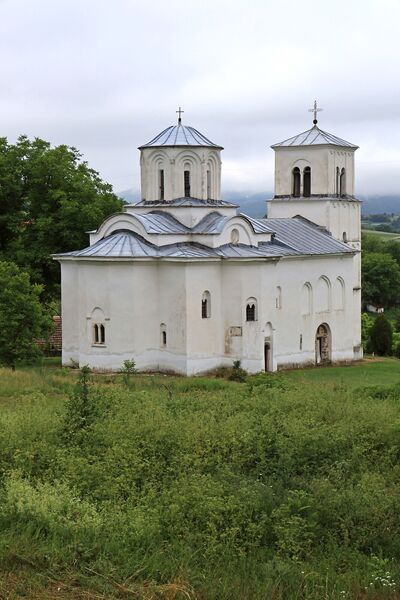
[1, 359, 400, 599]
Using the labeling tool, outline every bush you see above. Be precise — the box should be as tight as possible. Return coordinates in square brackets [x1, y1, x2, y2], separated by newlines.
[369, 315, 393, 356]
[228, 360, 247, 383]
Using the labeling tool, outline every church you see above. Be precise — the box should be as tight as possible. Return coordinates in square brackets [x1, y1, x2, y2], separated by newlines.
[55, 106, 362, 374]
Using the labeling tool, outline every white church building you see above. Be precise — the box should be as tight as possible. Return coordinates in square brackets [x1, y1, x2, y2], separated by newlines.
[55, 108, 362, 374]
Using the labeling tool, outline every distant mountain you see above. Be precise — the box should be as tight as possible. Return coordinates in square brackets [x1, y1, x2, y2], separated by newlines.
[117, 189, 400, 219]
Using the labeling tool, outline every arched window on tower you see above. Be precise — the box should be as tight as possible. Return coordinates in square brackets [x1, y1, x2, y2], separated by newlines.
[303, 166, 311, 197]
[159, 169, 165, 200]
[201, 291, 211, 319]
[340, 168, 346, 197]
[207, 170, 211, 199]
[292, 167, 301, 197]
[184, 170, 191, 197]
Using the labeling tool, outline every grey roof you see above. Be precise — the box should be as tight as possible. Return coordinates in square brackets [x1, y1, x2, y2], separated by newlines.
[139, 124, 222, 149]
[272, 125, 358, 149]
[135, 211, 190, 234]
[55, 217, 354, 261]
[264, 218, 352, 254]
[191, 212, 230, 233]
[132, 197, 237, 208]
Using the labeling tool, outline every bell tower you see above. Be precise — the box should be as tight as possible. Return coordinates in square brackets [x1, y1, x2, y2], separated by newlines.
[138, 108, 223, 203]
[267, 102, 361, 248]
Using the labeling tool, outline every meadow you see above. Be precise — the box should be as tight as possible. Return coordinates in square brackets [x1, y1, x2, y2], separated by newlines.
[1, 359, 400, 599]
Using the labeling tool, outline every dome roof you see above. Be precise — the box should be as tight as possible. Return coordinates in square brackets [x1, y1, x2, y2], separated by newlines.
[271, 125, 358, 149]
[139, 123, 223, 149]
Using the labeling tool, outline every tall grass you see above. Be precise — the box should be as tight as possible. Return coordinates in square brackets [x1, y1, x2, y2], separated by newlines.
[0, 361, 400, 598]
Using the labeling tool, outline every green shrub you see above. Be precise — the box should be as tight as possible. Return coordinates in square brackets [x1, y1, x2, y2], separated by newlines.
[369, 315, 393, 355]
[228, 360, 247, 383]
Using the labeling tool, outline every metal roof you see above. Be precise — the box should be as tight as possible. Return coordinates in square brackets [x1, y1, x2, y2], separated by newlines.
[139, 124, 222, 149]
[272, 125, 358, 149]
[55, 217, 354, 261]
[133, 197, 237, 208]
[135, 211, 190, 234]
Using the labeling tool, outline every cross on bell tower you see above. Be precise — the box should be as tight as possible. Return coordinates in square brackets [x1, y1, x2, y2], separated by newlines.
[308, 100, 323, 125]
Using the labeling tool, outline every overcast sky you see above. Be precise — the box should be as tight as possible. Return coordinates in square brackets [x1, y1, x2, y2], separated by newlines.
[1, 0, 399, 197]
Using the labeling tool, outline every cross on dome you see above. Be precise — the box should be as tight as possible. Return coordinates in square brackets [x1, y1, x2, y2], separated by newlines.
[176, 106, 184, 124]
[308, 100, 323, 125]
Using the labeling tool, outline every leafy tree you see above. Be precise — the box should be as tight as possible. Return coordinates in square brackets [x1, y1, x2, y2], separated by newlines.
[369, 315, 393, 356]
[0, 136, 124, 299]
[361, 312, 374, 349]
[0, 261, 52, 369]
[362, 252, 400, 308]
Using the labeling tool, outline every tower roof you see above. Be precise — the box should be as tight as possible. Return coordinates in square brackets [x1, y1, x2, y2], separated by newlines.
[271, 125, 358, 149]
[139, 123, 223, 149]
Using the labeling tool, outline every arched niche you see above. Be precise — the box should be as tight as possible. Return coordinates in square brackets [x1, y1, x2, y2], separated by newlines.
[301, 282, 312, 315]
[315, 323, 332, 365]
[316, 276, 331, 313]
[333, 277, 345, 310]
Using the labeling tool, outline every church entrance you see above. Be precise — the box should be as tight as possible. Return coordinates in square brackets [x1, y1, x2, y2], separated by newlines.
[264, 342, 271, 372]
[315, 323, 331, 365]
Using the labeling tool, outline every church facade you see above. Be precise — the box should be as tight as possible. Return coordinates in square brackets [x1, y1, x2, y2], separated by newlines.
[55, 112, 362, 374]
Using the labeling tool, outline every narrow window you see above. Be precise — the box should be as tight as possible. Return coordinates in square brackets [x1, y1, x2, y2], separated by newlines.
[300, 334, 303, 350]
[201, 291, 211, 318]
[159, 169, 164, 200]
[246, 303, 256, 321]
[336, 166, 340, 196]
[292, 167, 300, 197]
[184, 170, 191, 197]
[275, 286, 282, 309]
[303, 167, 311, 197]
[160, 323, 167, 347]
[342, 231, 347, 242]
[207, 170, 211, 199]
[94, 323, 99, 344]
[340, 168, 346, 197]
[100, 324, 105, 344]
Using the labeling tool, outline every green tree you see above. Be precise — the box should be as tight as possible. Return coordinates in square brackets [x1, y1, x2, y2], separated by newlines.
[369, 315, 393, 356]
[0, 136, 124, 298]
[0, 261, 52, 369]
[362, 252, 400, 308]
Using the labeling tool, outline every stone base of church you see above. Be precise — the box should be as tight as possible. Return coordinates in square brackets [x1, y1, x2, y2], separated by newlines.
[62, 347, 362, 376]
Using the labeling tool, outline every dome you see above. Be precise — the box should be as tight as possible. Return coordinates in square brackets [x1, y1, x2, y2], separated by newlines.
[139, 123, 223, 149]
[271, 125, 358, 149]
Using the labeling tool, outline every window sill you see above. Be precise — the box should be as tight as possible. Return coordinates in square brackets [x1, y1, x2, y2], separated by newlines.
[92, 343, 107, 348]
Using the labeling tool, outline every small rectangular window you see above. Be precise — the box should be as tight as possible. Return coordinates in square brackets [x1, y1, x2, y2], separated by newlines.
[159, 169, 164, 200]
[184, 170, 191, 197]
[246, 304, 256, 322]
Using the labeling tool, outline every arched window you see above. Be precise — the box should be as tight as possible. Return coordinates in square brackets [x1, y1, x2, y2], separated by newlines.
[207, 170, 211, 199]
[292, 167, 301, 197]
[340, 168, 346, 197]
[93, 323, 106, 345]
[303, 166, 311, 197]
[301, 282, 312, 315]
[160, 323, 167, 347]
[91, 307, 107, 346]
[159, 169, 165, 200]
[342, 231, 347, 243]
[184, 170, 191, 197]
[201, 291, 211, 319]
[336, 166, 340, 196]
[275, 286, 282, 309]
[246, 298, 257, 321]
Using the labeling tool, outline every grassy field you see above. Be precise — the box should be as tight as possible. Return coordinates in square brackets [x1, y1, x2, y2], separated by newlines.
[362, 229, 400, 241]
[1, 359, 400, 599]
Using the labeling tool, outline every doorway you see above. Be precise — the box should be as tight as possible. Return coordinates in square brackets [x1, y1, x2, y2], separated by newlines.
[264, 342, 271, 372]
[315, 323, 331, 365]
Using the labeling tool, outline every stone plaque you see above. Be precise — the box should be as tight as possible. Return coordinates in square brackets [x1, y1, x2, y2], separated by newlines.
[229, 326, 242, 337]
